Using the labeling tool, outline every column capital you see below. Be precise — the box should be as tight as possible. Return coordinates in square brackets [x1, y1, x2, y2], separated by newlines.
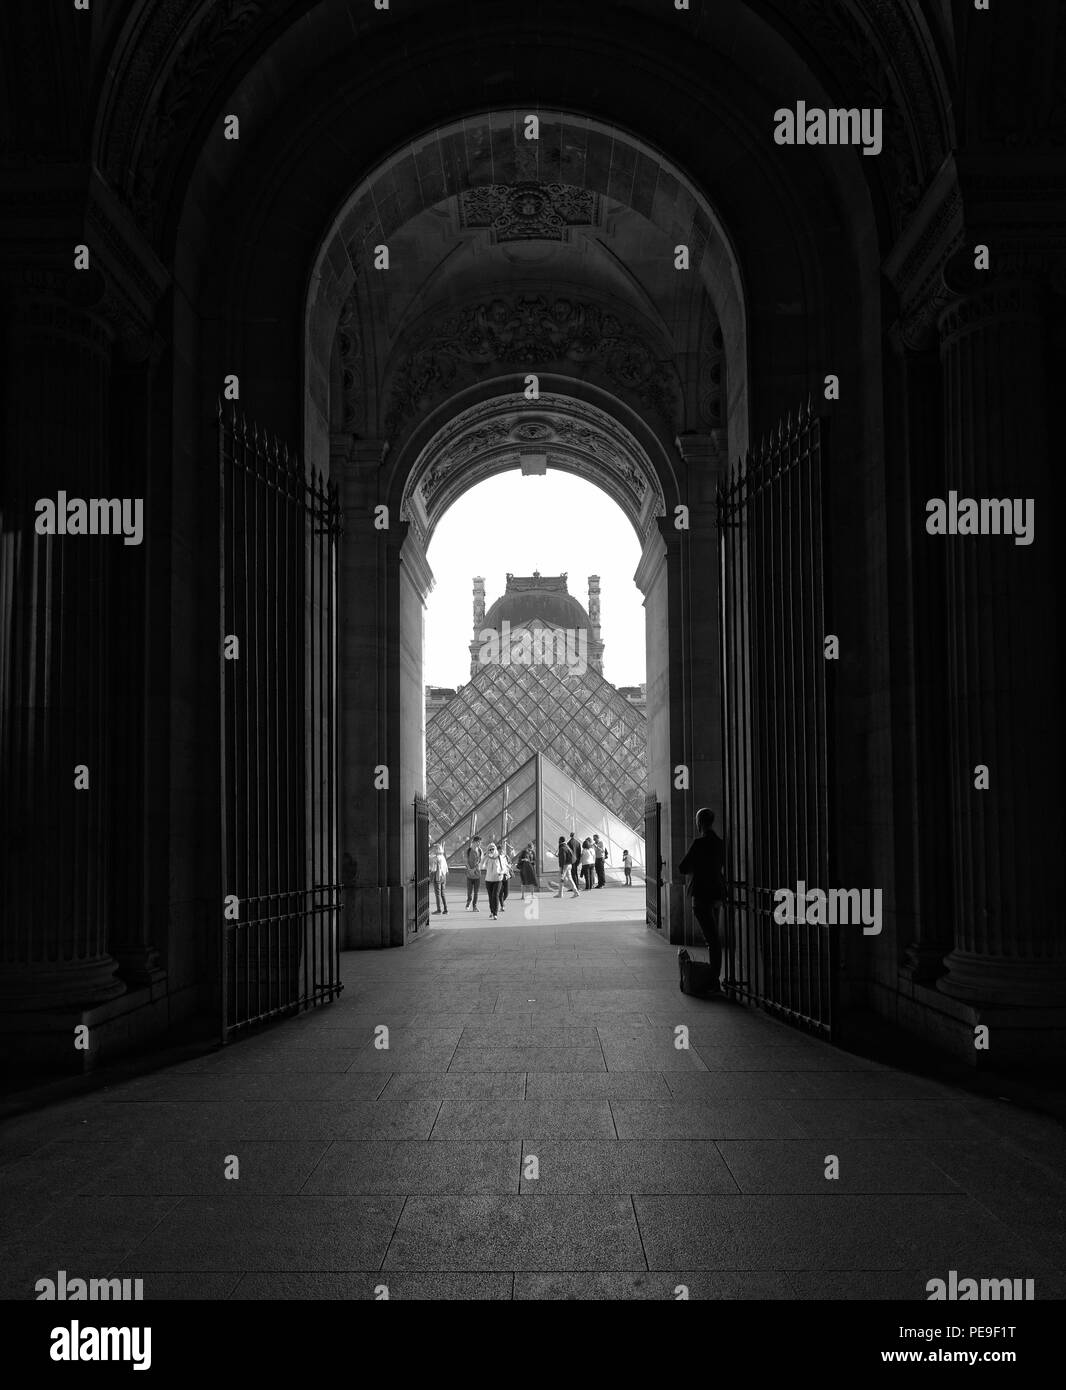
[936, 274, 1045, 351]
[399, 528, 435, 604]
[0, 166, 169, 361]
[336, 437, 388, 507]
[886, 150, 1066, 350]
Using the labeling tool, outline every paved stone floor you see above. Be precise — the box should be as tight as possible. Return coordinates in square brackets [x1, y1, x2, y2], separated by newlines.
[3, 886, 1065, 1300]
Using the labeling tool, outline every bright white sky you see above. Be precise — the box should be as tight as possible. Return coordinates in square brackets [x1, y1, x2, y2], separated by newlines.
[425, 469, 646, 690]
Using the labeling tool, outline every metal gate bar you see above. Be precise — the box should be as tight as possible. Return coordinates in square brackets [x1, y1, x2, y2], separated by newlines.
[716, 398, 834, 1037]
[644, 792, 662, 931]
[219, 405, 343, 1039]
[413, 795, 430, 934]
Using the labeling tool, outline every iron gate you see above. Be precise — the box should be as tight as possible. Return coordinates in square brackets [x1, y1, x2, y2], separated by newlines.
[716, 398, 835, 1037]
[219, 405, 343, 1039]
[413, 794, 430, 934]
[644, 792, 663, 930]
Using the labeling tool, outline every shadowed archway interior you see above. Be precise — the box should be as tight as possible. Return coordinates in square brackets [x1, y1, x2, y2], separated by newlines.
[2, 5, 1065, 1315]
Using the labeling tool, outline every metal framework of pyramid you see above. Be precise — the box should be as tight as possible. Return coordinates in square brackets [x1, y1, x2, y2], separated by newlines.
[433, 752, 646, 878]
[426, 641, 647, 852]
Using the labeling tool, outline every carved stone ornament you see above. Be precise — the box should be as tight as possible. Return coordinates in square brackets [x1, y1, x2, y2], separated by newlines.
[458, 182, 600, 242]
[385, 294, 678, 436]
[401, 392, 663, 548]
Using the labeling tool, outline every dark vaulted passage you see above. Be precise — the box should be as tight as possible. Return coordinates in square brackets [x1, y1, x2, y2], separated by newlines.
[1, 0, 1065, 1335]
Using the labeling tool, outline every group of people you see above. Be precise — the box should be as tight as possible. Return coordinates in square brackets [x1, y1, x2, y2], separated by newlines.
[554, 832, 631, 896]
[430, 835, 540, 920]
[430, 805, 727, 994]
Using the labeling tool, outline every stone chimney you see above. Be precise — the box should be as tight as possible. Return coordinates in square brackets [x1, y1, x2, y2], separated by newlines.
[587, 575, 604, 675]
[470, 576, 487, 678]
[473, 576, 486, 630]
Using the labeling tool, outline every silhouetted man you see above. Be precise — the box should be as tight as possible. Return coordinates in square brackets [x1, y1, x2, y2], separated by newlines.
[678, 807, 726, 991]
[567, 832, 581, 890]
[593, 834, 607, 887]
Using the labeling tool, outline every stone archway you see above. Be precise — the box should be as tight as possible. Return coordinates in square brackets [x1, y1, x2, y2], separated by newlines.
[401, 391, 667, 547]
[307, 111, 740, 948]
[304, 110, 747, 474]
[384, 389, 671, 947]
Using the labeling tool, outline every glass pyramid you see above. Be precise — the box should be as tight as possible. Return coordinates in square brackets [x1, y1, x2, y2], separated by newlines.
[427, 623, 647, 848]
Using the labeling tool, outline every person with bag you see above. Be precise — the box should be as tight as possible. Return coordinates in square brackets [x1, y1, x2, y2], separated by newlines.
[465, 835, 484, 911]
[499, 838, 514, 911]
[517, 844, 536, 902]
[484, 842, 505, 919]
[677, 807, 726, 996]
[431, 840, 449, 915]
[579, 838, 596, 891]
[555, 836, 579, 898]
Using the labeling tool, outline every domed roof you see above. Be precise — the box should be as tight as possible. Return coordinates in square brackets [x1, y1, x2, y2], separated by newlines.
[483, 574, 591, 632]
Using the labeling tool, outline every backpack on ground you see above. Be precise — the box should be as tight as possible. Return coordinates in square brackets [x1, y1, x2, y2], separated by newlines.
[678, 948, 719, 997]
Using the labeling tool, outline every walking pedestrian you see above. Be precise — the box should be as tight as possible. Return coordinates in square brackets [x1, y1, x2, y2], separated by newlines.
[465, 834, 484, 911]
[622, 849, 633, 886]
[485, 841, 504, 919]
[556, 836, 579, 897]
[431, 841, 449, 914]
[499, 839, 514, 911]
[567, 831, 581, 891]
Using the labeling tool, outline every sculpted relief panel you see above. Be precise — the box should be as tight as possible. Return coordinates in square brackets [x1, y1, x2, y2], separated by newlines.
[383, 294, 680, 438]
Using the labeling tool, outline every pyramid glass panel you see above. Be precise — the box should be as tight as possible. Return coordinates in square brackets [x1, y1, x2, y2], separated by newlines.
[427, 587, 646, 846]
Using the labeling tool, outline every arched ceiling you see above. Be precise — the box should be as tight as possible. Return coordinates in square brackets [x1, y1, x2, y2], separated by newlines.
[402, 392, 666, 547]
[86, 0, 957, 251]
[320, 111, 734, 457]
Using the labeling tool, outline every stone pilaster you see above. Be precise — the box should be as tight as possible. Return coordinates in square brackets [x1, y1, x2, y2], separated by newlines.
[0, 278, 124, 1010]
[336, 438, 402, 947]
[106, 346, 166, 986]
[934, 274, 1066, 1006]
[895, 340, 954, 985]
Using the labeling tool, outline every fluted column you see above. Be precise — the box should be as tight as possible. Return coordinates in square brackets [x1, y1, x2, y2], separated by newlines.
[106, 351, 164, 985]
[936, 276, 1066, 1004]
[897, 343, 954, 984]
[0, 277, 124, 1009]
[336, 437, 399, 946]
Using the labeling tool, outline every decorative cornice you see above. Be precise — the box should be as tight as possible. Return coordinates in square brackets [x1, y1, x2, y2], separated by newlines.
[883, 156, 965, 350]
[86, 171, 170, 356]
[783, 0, 934, 230]
[399, 529, 436, 602]
[0, 170, 169, 357]
[937, 279, 1044, 352]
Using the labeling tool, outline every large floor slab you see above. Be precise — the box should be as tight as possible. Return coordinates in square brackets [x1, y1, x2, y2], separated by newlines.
[2, 894, 1063, 1299]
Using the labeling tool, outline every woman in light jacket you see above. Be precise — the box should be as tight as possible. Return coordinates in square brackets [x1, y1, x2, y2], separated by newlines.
[484, 842, 504, 919]
[580, 838, 596, 892]
[498, 839, 514, 911]
[431, 841, 449, 915]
